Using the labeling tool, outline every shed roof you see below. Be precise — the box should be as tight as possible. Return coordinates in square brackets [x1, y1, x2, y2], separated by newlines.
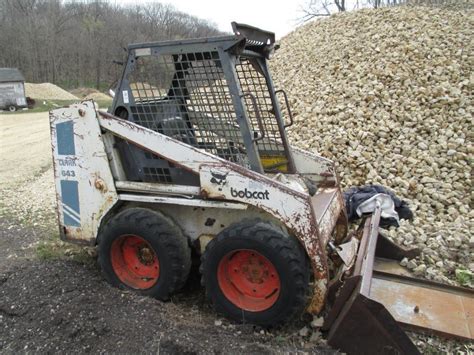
[0, 68, 25, 83]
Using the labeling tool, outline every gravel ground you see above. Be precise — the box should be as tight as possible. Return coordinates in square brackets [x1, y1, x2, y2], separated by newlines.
[0, 213, 468, 354]
[0, 112, 52, 187]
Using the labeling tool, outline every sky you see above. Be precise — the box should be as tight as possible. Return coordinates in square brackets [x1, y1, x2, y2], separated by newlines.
[112, 0, 310, 38]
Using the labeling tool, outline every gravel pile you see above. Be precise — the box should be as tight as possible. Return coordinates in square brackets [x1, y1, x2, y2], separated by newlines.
[70, 87, 112, 101]
[25, 83, 78, 100]
[271, 6, 473, 286]
[84, 92, 112, 101]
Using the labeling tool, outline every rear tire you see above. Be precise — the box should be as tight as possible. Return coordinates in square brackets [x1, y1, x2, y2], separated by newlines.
[98, 207, 191, 300]
[201, 219, 311, 326]
[8, 105, 16, 112]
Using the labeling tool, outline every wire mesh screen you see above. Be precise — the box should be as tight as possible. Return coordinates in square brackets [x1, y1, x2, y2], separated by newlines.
[235, 58, 289, 172]
[127, 52, 250, 169]
[121, 49, 291, 183]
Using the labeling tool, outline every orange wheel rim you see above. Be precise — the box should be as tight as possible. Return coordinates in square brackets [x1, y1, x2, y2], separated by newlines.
[217, 249, 280, 312]
[110, 234, 159, 289]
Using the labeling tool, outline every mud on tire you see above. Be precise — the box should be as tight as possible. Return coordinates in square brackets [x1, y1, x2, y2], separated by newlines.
[98, 207, 191, 300]
[201, 219, 311, 326]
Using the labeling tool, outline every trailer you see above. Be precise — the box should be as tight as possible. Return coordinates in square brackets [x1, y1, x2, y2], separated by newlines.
[0, 68, 27, 112]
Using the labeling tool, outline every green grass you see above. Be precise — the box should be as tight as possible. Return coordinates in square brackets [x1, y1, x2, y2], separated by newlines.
[1, 99, 113, 114]
[36, 231, 96, 264]
[455, 269, 473, 287]
[36, 238, 61, 260]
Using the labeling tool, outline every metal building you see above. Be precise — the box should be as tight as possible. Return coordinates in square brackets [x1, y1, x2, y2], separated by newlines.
[0, 68, 27, 112]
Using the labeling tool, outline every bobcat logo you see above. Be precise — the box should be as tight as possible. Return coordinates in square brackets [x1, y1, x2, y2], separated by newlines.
[230, 187, 270, 200]
[210, 171, 228, 185]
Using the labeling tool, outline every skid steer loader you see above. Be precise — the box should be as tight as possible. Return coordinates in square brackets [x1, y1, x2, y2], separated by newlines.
[49, 23, 473, 354]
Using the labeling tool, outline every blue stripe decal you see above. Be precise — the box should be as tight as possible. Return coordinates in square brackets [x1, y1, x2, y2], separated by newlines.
[63, 209, 80, 227]
[56, 121, 75, 155]
[60, 180, 80, 227]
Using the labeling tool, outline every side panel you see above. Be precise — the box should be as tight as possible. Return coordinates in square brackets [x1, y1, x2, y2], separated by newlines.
[115, 200, 278, 244]
[50, 101, 118, 244]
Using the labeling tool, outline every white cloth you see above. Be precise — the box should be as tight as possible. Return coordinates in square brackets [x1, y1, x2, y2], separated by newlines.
[356, 193, 399, 222]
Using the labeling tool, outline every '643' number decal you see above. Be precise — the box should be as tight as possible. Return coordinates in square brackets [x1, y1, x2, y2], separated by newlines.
[61, 170, 76, 177]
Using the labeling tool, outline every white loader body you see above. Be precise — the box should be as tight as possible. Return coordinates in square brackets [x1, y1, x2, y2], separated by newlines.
[50, 101, 346, 313]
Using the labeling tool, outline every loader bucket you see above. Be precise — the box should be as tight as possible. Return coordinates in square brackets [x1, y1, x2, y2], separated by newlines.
[323, 204, 420, 355]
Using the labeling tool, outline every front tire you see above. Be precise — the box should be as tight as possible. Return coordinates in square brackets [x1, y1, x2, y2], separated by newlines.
[201, 219, 311, 326]
[98, 208, 191, 300]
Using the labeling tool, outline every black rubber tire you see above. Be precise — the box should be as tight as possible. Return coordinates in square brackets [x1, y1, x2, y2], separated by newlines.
[8, 105, 16, 112]
[201, 219, 311, 326]
[98, 207, 191, 300]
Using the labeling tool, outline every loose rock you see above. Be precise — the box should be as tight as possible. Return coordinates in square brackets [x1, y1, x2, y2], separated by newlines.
[299, 326, 310, 337]
[311, 316, 324, 329]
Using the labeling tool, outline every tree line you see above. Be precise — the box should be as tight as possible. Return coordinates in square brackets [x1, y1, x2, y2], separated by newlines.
[0, 0, 221, 89]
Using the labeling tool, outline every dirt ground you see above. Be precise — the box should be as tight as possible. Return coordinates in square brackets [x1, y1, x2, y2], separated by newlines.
[0, 215, 335, 354]
[0, 110, 471, 354]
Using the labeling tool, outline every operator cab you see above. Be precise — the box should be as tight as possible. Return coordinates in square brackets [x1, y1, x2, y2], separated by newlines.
[110, 22, 295, 185]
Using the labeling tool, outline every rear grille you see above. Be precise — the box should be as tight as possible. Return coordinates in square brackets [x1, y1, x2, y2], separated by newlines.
[142, 167, 172, 183]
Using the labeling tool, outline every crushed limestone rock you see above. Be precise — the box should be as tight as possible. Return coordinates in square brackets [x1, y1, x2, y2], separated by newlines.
[271, 6, 473, 286]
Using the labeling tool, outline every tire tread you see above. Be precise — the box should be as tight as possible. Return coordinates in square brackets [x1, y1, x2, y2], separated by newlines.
[98, 207, 191, 299]
[201, 218, 311, 326]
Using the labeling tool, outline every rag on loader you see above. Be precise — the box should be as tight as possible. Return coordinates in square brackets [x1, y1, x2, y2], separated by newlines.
[49, 23, 473, 354]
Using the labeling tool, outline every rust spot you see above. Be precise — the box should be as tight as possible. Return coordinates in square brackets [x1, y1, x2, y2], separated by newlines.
[318, 179, 337, 188]
[78, 108, 86, 117]
[320, 172, 334, 177]
[200, 188, 209, 199]
[94, 178, 107, 192]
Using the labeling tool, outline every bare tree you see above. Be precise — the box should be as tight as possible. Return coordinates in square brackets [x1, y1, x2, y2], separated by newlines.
[299, 0, 333, 21]
[335, 0, 347, 11]
[299, 0, 468, 23]
[299, 0, 348, 23]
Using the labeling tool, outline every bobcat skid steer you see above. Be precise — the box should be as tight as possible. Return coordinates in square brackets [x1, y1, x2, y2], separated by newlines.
[49, 23, 466, 354]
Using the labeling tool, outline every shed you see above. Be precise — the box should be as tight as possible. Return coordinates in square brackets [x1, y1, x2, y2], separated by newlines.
[0, 68, 27, 111]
